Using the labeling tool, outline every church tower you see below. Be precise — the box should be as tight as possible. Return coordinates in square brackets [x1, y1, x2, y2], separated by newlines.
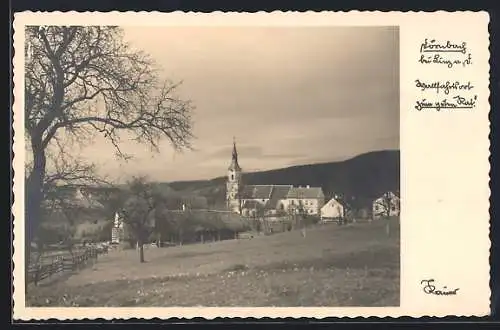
[226, 137, 242, 213]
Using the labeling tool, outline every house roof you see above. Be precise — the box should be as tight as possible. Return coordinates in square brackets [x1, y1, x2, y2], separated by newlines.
[241, 184, 296, 209]
[286, 187, 325, 199]
[241, 185, 274, 199]
[267, 185, 293, 209]
[326, 197, 343, 204]
[322, 197, 343, 209]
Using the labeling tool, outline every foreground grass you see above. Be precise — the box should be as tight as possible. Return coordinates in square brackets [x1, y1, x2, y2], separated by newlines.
[27, 220, 400, 307]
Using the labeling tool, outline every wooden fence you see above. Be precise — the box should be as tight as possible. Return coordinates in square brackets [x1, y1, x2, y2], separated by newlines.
[27, 246, 109, 286]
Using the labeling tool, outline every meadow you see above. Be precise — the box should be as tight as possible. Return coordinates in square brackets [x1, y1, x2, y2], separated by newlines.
[27, 218, 400, 307]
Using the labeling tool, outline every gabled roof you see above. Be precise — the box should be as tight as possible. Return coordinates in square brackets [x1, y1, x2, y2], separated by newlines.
[286, 187, 325, 199]
[325, 197, 343, 204]
[322, 197, 343, 209]
[267, 185, 293, 209]
[270, 185, 293, 199]
[241, 185, 274, 199]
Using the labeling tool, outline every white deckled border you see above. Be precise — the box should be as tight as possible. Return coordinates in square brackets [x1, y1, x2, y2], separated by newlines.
[12, 10, 491, 320]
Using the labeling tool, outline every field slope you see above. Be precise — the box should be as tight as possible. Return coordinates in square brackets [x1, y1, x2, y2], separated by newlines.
[27, 219, 400, 307]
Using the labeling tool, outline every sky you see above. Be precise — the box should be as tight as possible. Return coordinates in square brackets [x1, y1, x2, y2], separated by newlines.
[77, 26, 399, 183]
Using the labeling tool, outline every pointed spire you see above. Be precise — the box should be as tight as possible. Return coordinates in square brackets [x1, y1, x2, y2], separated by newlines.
[229, 137, 241, 171]
[232, 136, 238, 161]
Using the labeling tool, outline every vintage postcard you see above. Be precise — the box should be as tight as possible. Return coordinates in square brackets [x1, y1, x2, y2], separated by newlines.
[12, 11, 490, 320]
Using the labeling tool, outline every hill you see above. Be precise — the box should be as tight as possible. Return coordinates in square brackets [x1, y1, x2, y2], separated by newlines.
[164, 150, 400, 208]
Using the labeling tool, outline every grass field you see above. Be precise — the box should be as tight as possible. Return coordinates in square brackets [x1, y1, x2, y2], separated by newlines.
[27, 219, 400, 307]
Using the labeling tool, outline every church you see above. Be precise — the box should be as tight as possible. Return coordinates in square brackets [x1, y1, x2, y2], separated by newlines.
[226, 139, 325, 217]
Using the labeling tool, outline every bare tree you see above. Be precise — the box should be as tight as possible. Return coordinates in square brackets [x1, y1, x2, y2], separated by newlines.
[121, 177, 159, 263]
[373, 192, 399, 219]
[287, 202, 307, 234]
[373, 192, 400, 236]
[24, 26, 194, 269]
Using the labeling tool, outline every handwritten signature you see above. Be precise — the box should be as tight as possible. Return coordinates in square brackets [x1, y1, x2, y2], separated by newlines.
[421, 279, 460, 296]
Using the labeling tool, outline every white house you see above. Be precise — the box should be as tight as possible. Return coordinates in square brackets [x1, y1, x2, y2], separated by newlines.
[280, 186, 325, 216]
[320, 197, 344, 222]
[372, 191, 400, 219]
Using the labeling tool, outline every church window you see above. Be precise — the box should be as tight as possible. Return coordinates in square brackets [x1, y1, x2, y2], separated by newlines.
[231, 174, 234, 181]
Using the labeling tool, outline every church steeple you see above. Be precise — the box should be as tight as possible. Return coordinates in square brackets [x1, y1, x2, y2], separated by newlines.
[229, 136, 241, 171]
[227, 137, 242, 213]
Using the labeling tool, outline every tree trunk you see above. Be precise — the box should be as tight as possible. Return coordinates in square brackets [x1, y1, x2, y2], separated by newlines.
[139, 241, 145, 263]
[25, 144, 46, 292]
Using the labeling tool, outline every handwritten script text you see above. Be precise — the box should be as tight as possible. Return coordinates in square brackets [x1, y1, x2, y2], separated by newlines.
[421, 279, 460, 296]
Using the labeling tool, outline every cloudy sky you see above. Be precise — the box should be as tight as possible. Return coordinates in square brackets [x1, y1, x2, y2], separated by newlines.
[79, 26, 399, 183]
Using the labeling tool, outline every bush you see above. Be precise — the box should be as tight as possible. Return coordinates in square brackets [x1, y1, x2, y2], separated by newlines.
[301, 215, 320, 227]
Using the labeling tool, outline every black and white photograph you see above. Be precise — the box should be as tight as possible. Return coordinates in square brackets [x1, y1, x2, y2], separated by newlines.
[22, 24, 401, 307]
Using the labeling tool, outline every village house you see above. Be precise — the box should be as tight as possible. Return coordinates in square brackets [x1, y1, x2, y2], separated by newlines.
[372, 191, 400, 219]
[226, 139, 325, 217]
[320, 197, 344, 222]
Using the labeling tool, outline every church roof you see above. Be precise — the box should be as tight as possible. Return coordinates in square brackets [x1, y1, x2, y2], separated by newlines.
[267, 185, 293, 209]
[241, 185, 325, 201]
[286, 187, 325, 199]
[241, 185, 274, 199]
[241, 185, 295, 209]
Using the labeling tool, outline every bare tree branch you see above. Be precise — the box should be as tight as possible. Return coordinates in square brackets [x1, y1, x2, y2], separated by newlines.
[26, 26, 194, 160]
[25, 26, 195, 272]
